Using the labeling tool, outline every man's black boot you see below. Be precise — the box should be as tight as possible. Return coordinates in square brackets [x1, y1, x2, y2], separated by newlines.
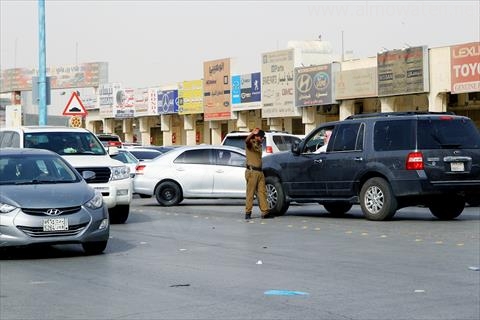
[245, 212, 252, 220]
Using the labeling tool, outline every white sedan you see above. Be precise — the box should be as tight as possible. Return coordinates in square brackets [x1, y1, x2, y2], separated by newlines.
[133, 145, 247, 206]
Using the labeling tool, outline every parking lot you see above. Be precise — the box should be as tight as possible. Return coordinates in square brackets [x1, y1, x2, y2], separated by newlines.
[1, 198, 479, 320]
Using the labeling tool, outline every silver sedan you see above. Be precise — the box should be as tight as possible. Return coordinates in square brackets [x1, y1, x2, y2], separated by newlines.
[133, 145, 247, 206]
[0, 148, 109, 254]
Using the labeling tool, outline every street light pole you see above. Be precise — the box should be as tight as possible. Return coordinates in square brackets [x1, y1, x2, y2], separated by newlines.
[38, 0, 47, 125]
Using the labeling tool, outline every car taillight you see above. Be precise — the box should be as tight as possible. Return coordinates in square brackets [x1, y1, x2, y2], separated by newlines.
[135, 164, 146, 175]
[406, 152, 424, 170]
[266, 146, 273, 153]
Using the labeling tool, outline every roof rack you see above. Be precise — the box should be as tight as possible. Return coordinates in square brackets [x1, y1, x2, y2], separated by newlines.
[345, 111, 455, 120]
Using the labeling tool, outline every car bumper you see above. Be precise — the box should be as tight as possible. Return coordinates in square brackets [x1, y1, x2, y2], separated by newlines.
[90, 179, 132, 208]
[0, 206, 109, 248]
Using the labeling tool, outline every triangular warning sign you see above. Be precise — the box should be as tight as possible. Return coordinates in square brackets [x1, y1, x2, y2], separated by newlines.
[63, 91, 88, 116]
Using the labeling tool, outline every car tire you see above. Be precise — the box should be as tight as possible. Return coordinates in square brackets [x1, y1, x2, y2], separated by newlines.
[82, 240, 108, 255]
[109, 205, 129, 224]
[323, 202, 353, 216]
[155, 181, 183, 206]
[265, 176, 289, 216]
[360, 177, 397, 221]
[428, 195, 465, 220]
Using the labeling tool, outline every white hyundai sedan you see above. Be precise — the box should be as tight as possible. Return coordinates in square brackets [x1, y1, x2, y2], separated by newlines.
[133, 145, 247, 206]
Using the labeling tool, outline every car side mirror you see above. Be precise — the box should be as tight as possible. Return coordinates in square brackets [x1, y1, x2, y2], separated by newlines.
[291, 140, 301, 155]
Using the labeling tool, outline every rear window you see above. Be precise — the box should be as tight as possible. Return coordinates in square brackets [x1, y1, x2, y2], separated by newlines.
[222, 135, 266, 151]
[417, 118, 480, 149]
[272, 135, 301, 151]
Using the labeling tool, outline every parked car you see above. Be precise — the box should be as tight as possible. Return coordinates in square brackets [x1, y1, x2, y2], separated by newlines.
[96, 133, 123, 148]
[0, 126, 132, 224]
[135, 145, 178, 154]
[0, 148, 109, 254]
[128, 148, 163, 161]
[110, 149, 139, 178]
[134, 145, 246, 205]
[262, 112, 480, 221]
[221, 131, 302, 156]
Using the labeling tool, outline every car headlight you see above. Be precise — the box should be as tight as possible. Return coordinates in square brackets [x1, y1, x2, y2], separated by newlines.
[111, 165, 130, 181]
[85, 191, 104, 209]
[0, 202, 17, 214]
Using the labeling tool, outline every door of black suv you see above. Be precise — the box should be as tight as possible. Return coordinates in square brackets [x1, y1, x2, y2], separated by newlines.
[323, 122, 365, 196]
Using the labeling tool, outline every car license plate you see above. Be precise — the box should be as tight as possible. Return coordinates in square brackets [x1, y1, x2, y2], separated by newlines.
[450, 162, 464, 172]
[43, 218, 68, 231]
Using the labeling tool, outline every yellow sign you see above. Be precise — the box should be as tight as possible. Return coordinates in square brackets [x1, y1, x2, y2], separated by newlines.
[69, 116, 82, 128]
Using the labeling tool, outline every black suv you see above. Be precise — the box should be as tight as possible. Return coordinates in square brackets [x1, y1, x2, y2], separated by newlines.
[262, 112, 480, 221]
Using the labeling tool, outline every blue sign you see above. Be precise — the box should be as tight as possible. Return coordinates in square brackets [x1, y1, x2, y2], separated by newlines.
[157, 90, 179, 114]
[231, 75, 241, 104]
[250, 72, 261, 102]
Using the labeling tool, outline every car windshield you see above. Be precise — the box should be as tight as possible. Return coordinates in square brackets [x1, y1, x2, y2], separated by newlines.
[24, 132, 106, 155]
[0, 154, 80, 185]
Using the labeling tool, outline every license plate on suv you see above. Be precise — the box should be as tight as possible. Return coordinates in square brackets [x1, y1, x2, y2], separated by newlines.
[43, 218, 69, 231]
[450, 162, 465, 172]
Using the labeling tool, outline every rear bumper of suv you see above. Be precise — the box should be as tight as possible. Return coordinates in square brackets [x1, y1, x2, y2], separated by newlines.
[391, 176, 480, 197]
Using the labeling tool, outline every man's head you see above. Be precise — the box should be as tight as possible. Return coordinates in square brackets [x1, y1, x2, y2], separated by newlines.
[255, 130, 265, 139]
[324, 130, 332, 143]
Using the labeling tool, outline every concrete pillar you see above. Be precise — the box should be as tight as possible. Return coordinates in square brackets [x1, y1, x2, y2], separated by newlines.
[138, 117, 151, 146]
[161, 114, 172, 146]
[123, 118, 134, 143]
[209, 121, 222, 145]
[302, 107, 316, 134]
[380, 97, 396, 112]
[184, 114, 196, 146]
[340, 100, 355, 120]
[235, 111, 248, 131]
[103, 118, 114, 133]
[429, 91, 447, 112]
[283, 118, 292, 133]
[267, 118, 283, 131]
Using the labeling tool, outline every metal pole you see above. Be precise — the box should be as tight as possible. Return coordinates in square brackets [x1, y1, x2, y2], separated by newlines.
[38, 0, 47, 125]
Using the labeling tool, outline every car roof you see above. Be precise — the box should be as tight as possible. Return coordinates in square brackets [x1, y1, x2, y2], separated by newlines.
[0, 147, 57, 156]
[1, 126, 90, 133]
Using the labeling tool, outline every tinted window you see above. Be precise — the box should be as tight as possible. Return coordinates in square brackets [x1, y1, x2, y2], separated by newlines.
[331, 123, 361, 152]
[215, 149, 245, 167]
[417, 118, 480, 149]
[222, 136, 246, 150]
[374, 120, 415, 151]
[129, 150, 161, 160]
[175, 149, 211, 165]
[273, 135, 301, 151]
[24, 132, 106, 155]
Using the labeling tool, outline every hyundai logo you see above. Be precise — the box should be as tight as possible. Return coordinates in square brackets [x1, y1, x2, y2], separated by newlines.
[45, 208, 62, 216]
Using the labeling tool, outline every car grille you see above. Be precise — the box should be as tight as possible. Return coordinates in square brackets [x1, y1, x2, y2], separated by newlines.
[22, 206, 82, 216]
[75, 167, 111, 184]
[17, 222, 89, 237]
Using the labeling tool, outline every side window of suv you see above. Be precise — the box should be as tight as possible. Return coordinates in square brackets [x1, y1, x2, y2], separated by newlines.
[331, 123, 361, 152]
[374, 120, 415, 151]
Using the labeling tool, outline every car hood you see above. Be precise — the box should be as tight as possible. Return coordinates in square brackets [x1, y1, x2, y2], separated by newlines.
[0, 182, 95, 208]
[262, 151, 293, 167]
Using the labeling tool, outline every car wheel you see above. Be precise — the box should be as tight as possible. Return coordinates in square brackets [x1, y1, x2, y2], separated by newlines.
[155, 181, 183, 206]
[82, 240, 108, 255]
[360, 177, 397, 221]
[109, 205, 129, 224]
[323, 202, 353, 216]
[265, 176, 289, 216]
[428, 195, 465, 220]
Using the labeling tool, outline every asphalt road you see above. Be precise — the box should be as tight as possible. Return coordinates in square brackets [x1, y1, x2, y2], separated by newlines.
[1, 198, 479, 320]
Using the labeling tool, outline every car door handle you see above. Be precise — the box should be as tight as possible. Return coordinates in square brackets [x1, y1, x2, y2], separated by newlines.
[314, 159, 323, 164]
[354, 157, 363, 162]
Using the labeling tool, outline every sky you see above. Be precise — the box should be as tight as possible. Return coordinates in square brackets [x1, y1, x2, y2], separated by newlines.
[1, 0, 479, 89]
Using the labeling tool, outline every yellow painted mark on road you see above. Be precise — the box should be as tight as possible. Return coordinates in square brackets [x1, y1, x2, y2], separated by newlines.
[314, 227, 321, 231]
[302, 226, 308, 230]
[380, 235, 388, 238]
[287, 225, 294, 228]
[345, 231, 353, 234]
[361, 232, 369, 236]
[415, 239, 423, 242]
[193, 216, 199, 218]
[457, 243, 465, 247]
[435, 241, 443, 245]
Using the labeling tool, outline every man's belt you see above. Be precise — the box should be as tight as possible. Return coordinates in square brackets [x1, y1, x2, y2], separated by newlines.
[246, 164, 262, 172]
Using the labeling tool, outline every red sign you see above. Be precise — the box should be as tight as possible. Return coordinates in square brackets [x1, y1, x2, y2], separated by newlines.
[63, 91, 88, 116]
[451, 42, 480, 93]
